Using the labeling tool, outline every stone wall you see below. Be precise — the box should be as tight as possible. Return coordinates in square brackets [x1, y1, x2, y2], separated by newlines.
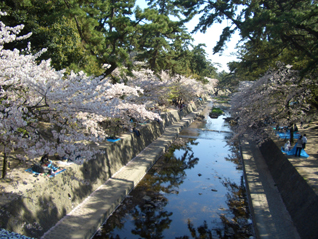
[259, 139, 318, 239]
[0, 99, 204, 238]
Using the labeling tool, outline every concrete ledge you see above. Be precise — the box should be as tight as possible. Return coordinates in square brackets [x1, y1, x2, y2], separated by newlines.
[259, 139, 318, 239]
[0, 99, 207, 238]
[241, 137, 301, 239]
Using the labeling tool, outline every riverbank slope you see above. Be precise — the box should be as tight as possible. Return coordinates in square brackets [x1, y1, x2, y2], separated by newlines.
[0, 99, 209, 238]
[241, 121, 318, 239]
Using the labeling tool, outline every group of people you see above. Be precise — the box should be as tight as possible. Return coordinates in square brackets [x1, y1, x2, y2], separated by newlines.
[284, 134, 307, 157]
[276, 124, 298, 133]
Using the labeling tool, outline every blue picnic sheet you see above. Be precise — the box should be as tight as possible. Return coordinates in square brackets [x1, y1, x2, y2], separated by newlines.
[276, 130, 300, 139]
[106, 138, 121, 142]
[25, 161, 66, 178]
[0, 228, 35, 239]
[281, 145, 309, 158]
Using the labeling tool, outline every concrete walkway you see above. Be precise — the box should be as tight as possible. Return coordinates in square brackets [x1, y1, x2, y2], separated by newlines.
[41, 102, 210, 239]
[241, 137, 301, 239]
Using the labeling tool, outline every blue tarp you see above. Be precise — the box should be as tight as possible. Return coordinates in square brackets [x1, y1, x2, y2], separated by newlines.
[281, 145, 309, 158]
[0, 228, 35, 239]
[276, 131, 300, 139]
[106, 138, 121, 142]
[25, 161, 66, 177]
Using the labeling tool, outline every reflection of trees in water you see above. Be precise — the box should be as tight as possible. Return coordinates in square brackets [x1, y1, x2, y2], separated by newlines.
[94, 138, 199, 239]
[218, 176, 253, 238]
[172, 137, 198, 148]
[93, 136, 253, 239]
[222, 140, 252, 236]
[149, 138, 199, 194]
[127, 138, 200, 238]
[94, 187, 173, 239]
[175, 176, 253, 239]
[177, 219, 213, 239]
[130, 203, 172, 239]
[224, 140, 242, 168]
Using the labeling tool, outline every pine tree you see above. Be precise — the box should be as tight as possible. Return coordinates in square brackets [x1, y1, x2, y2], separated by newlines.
[134, 0, 193, 74]
[178, 0, 318, 76]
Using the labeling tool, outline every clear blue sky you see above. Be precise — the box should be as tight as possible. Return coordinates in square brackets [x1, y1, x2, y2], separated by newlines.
[135, 0, 241, 72]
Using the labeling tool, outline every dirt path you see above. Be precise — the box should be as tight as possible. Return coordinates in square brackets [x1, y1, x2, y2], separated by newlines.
[274, 121, 318, 194]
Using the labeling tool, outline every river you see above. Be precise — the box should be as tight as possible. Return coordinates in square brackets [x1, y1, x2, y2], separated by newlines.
[93, 100, 253, 239]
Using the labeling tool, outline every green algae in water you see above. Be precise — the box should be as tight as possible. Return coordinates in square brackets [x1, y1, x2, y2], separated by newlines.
[211, 107, 223, 115]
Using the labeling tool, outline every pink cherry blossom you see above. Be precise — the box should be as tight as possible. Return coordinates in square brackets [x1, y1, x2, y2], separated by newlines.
[0, 13, 160, 166]
[231, 62, 313, 143]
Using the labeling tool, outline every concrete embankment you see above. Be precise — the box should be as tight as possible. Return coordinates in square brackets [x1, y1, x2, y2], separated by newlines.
[241, 136, 318, 239]
[241, 138, 300, 239]
[259, 139, 318, 239]
[0, 99, 209, 238]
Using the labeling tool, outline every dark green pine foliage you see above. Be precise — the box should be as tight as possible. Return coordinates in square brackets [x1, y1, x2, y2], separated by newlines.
[134, 0, 193, 75]
[231, 0, 318, 80]
[177, 0, 318, 78]
[189, 44, 218, 82]
[89, 0, 139, 77]
[52, 0, 140, 77]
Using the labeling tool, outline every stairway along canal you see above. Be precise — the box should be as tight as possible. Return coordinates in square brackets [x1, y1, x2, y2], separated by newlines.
[93, 101, 254, 239]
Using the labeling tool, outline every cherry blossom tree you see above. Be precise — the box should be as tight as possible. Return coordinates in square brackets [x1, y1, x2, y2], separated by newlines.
[167, 75, 218, 104]
[0, 14, 160, 178]
[124, 68, 171, 107]
[168, 74, 205, 104]
[231, 63, 314, 143]
[116, 65, 217, 110]
[203, 77, 219, 94]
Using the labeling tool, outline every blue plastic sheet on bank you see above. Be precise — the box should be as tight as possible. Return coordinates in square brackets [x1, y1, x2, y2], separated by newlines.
[106, 138, 121, 142]
[276, 131, 301, 139]
[0, 228, 35, 239]
[25, 161, 66, 178]
[281, 145, 309, 158]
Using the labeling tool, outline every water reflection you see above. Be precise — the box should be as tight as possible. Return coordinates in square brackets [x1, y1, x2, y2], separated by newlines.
[93, 106, 253, 239]
[94, 138, 200, 239]
[219, 177, 252, 238]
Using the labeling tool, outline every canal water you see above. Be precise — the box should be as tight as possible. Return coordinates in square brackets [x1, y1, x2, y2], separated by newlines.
[93, 101, 253, 239]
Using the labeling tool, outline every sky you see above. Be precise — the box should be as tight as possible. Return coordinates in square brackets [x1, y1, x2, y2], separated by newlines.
[135, 0, 242, 72]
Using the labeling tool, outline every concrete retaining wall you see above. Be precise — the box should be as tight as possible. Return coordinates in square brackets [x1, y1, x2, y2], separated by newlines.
[0, 100, 205, 238]
[259, 139, 318, 239]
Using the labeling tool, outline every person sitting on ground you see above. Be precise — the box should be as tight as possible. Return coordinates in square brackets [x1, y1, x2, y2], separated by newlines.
[40, 154, 49, 165]
[295, 135, 303, 157]
[284, 140, 291, 151]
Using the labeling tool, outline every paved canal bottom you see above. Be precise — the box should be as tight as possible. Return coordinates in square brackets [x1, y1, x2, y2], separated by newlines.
[93, 105, 254, 239]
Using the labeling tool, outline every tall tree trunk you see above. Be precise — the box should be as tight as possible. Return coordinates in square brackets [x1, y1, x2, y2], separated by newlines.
[2, 152, 7, 179]
[286, 101, 294, 144]
[290, 125, 294, 144]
